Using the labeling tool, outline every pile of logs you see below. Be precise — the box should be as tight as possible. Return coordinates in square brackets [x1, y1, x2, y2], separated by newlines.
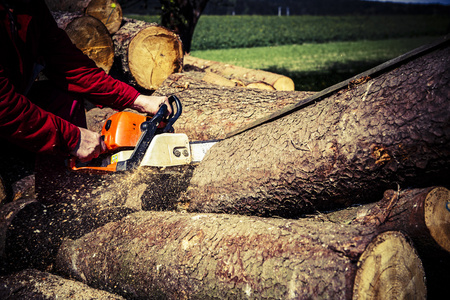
[49, 0, 295, 92]
[0, 1, 449, 298]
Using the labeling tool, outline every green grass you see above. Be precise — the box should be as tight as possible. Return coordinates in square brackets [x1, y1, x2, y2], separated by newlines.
[191, 36, 441, 91]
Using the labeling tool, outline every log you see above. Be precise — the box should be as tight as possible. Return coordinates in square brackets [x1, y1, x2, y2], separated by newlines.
[112, 18, 184, 91]
[325, 186, 450, 299]
[53, 13, 114, 73]
[154, 72, 314, 141]
[181, 41, 450, 217]
[184, 55, 296, 91]
[0, 269, 125, 299]
[45, 0, 91, 12]
[85, 0, 122, 34]
[353, 186, 450, 254]
[324, 186, 450, 254]
[55, 211, 426, 299]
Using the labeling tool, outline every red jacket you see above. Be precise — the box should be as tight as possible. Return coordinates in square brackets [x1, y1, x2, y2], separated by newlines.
[0, 0, 140, 156]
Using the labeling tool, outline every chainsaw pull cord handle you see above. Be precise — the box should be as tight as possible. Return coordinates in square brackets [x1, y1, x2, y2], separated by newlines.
[116, 95, 182, 171]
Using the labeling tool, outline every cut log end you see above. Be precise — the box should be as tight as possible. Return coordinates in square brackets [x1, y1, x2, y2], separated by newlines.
[273, 76, 295, 91]
[353, 231, 427, 299]
[86, 0, 123, 35]
[65, 16, 114, 73]
[129, 27, 183, 90]
[424, 186, 450, 252]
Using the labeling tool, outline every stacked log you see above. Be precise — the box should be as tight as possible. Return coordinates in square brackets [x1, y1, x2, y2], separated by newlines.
[184, 55, 296, 91]
[181, 41, 450, 218]
[112, 18, 184, 91]
[49, 0, 295, 92]
[51, 1, 184, 90]
[154, 72, 314, 140]
[55, 210, 427, 299]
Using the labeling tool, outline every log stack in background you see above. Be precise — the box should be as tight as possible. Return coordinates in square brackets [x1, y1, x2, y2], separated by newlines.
[49, 0, 184, 91]
[47, 0, 295, 92]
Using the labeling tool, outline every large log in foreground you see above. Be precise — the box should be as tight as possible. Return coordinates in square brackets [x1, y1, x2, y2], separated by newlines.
[112, 18, 184, 91]
[56, 211, 426, 299]
[182, 41, 450, 217]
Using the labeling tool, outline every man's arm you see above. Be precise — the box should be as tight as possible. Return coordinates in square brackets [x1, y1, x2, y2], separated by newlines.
[0, 68, 80, 156]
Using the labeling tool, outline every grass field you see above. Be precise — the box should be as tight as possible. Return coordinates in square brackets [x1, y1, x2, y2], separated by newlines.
[191, 36, 441, 90]
[128, 14, 449, 90]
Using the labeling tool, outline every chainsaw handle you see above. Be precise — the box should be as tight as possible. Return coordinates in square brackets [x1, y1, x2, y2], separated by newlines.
[163, 95, 182, 133]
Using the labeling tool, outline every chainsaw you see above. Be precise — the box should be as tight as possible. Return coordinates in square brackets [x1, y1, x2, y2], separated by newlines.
[69, 95, 218, 173]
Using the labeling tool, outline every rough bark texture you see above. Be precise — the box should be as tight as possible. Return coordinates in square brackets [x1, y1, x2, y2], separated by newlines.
[51, 11, 84, 29]
[154, 72, 315, 141]
[0, 269, 126, 299]
[55, 211, 425, 299]
[85, 0, 122, 34]
[352, 186, 450, 254]
[45, 0, 91, 12]
[184, 55, 296, 91]
[111, 18, 183, 91]
[182, 43, 450, 218]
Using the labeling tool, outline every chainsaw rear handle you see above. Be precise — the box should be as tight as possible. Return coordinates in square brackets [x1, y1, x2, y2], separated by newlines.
[116, 95, 182, 171]
[161, 95, 182, 133]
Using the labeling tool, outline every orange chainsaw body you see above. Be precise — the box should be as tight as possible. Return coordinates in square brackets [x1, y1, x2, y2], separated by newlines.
[102, 112, 148, 151]
[69, 112, 148, 173]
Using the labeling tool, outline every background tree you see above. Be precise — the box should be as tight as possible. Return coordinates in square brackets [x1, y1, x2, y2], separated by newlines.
[159, 0, 210, 53]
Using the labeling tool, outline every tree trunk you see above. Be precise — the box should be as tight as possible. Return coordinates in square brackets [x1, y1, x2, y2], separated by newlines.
[181, 42, 450, 218]
[160, 0, 209, 53]
[352, 186, 450, 254]
[184, 55, 296, 91]
[323, 187, 450, 253]
[0, 269, 125, 299]
[55, 211, 426, 299]
[154, 72, 314, 141]
[85, 0, 122, 34]
[111, 18, 184, 91]
[53, 13, 114, 73]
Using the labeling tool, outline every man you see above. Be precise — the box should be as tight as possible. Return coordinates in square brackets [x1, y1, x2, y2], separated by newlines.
[0, 0, 173, 202]
[0, 0, 171, 168]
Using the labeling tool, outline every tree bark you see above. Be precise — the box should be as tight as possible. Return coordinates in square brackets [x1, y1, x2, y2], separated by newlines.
[85, 0, 122, 34]
[0, 269, 125, 299]
[154, 72, 314, 141]
[111, 18, 184, 91]
[53, 13, 114, 73]
[55, 211, 426, 299]
[45, 0, 92, 12]
[184, 55, 296, 91]
[322, 186, 450, 253]
[181, 42, 450, 218]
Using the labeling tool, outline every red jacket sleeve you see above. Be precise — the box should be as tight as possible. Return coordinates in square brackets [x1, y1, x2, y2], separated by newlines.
[0, 67, 80, 155]
[37, 1, 140, 110]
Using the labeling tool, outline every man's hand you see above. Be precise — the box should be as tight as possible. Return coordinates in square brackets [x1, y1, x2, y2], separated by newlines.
[131, 95, 172, 116]
[70, 127, 107, 162]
